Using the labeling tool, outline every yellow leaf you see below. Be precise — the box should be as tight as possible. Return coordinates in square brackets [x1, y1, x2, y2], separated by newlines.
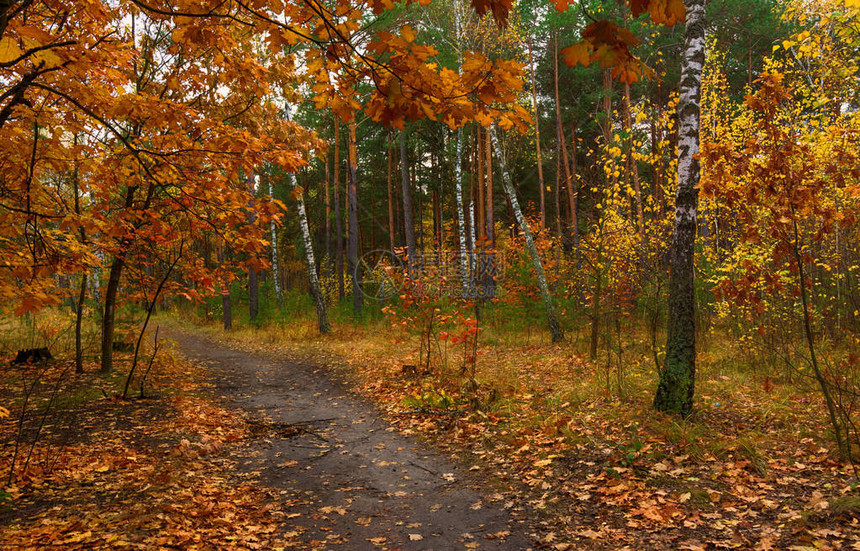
[33, 49, 63, 68]
[63, 531, 93, 544]
[0, 37, 23, 64]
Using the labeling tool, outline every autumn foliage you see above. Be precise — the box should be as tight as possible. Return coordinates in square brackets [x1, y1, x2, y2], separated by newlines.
[3, 0, 860, 548]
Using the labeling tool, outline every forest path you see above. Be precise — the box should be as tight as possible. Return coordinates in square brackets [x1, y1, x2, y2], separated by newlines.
[168, 330, 535, 551]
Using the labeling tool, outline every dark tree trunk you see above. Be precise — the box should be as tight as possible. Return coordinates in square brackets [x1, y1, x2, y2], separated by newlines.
[248, 265, 258, 322]
[602, 69, 613, 144]
[324, 152, 332, 280]
[568, 122, 580, 252]
[554, 33, 574, 248]
[476, 126, 485, 246]
[433, 188, 440, 249]
[100, 185, 137, 374]
[528, 36, 546, 229]
[624, 82, 646, 241]
[217, 241, 232, 331]
[72, 159, 86, 374]
[400, 128, 417, 275]
[654, 0, 706, 417]
[387, 139, 396, 254]
[246, 173, 259, 322]
[100, 256, 125, 373]
[75, 272, 87, 374]
[348, 119, 362, 316]
[334, 120, 344, 299]
[485, 129, 494, 246]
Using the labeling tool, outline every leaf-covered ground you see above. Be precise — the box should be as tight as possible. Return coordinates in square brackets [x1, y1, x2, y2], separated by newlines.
[0, 353, 290, 550]
[193, 318, 860, 550]
[2, 317, 859, 550]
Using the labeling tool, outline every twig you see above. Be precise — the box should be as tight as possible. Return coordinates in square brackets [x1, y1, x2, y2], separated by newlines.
[139, 326, 161, 398]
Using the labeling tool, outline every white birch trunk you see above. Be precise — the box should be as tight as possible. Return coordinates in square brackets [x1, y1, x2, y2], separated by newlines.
[267, 173, 282, 308]
[654, 0, 706, 416]
[452, 3, 471, 297]
[285, 103, 330, 333]
[454, 128, 470, 297]
[489, 127, 563, 342]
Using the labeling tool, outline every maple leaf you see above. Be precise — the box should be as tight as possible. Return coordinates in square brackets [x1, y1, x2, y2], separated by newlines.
[470, 0, 511, 27]
[0, 37, 23, 63]
[561, 42, 592, 68]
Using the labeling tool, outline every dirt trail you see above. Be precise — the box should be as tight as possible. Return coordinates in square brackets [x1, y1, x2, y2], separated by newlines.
[169, 331, 535, 550]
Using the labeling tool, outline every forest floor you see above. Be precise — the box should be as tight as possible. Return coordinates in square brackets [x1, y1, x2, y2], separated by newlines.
[0, 325, 532, 550]
[2, 316, 860, 550]
[168, 329, 534, 549]
[164, 316, 860, 550]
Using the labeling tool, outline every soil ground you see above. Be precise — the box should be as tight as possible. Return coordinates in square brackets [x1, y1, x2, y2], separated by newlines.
[168, 330, 536, 550]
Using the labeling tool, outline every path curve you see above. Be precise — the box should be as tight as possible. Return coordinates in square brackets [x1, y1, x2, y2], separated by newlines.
[169, 331, 535, 550]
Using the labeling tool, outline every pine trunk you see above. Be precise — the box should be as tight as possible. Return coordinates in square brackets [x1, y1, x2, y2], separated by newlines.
[433, 188, 441, 249]
[246, 174, 259, 323]
[400, 128, 417, 275]
[654, 0, 706, 417]
[602, 70, 613, 144]
[348, 118, 362, 316]
[624, 82, 646, 241]
[568, 122, 580, 252]
[554, 145, 563, 241]
[387, 139, 396, 254]
[485, 129, 494, 246]
[528, 36, 546, 229]
[554, 33, 574, 247]
[333, 120, 344, 299]
[324, 153, 331, 283]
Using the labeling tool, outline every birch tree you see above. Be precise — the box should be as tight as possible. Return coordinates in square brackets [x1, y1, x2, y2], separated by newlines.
[453, 2, 471, 297]
[265, 172, 282, 308]
[490, 127, 564, 343]
[653, 0, 706, 416]
[285, 103, 330, 334]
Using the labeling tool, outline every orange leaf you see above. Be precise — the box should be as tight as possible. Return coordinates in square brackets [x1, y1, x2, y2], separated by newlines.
[561, 42, 592, 68]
